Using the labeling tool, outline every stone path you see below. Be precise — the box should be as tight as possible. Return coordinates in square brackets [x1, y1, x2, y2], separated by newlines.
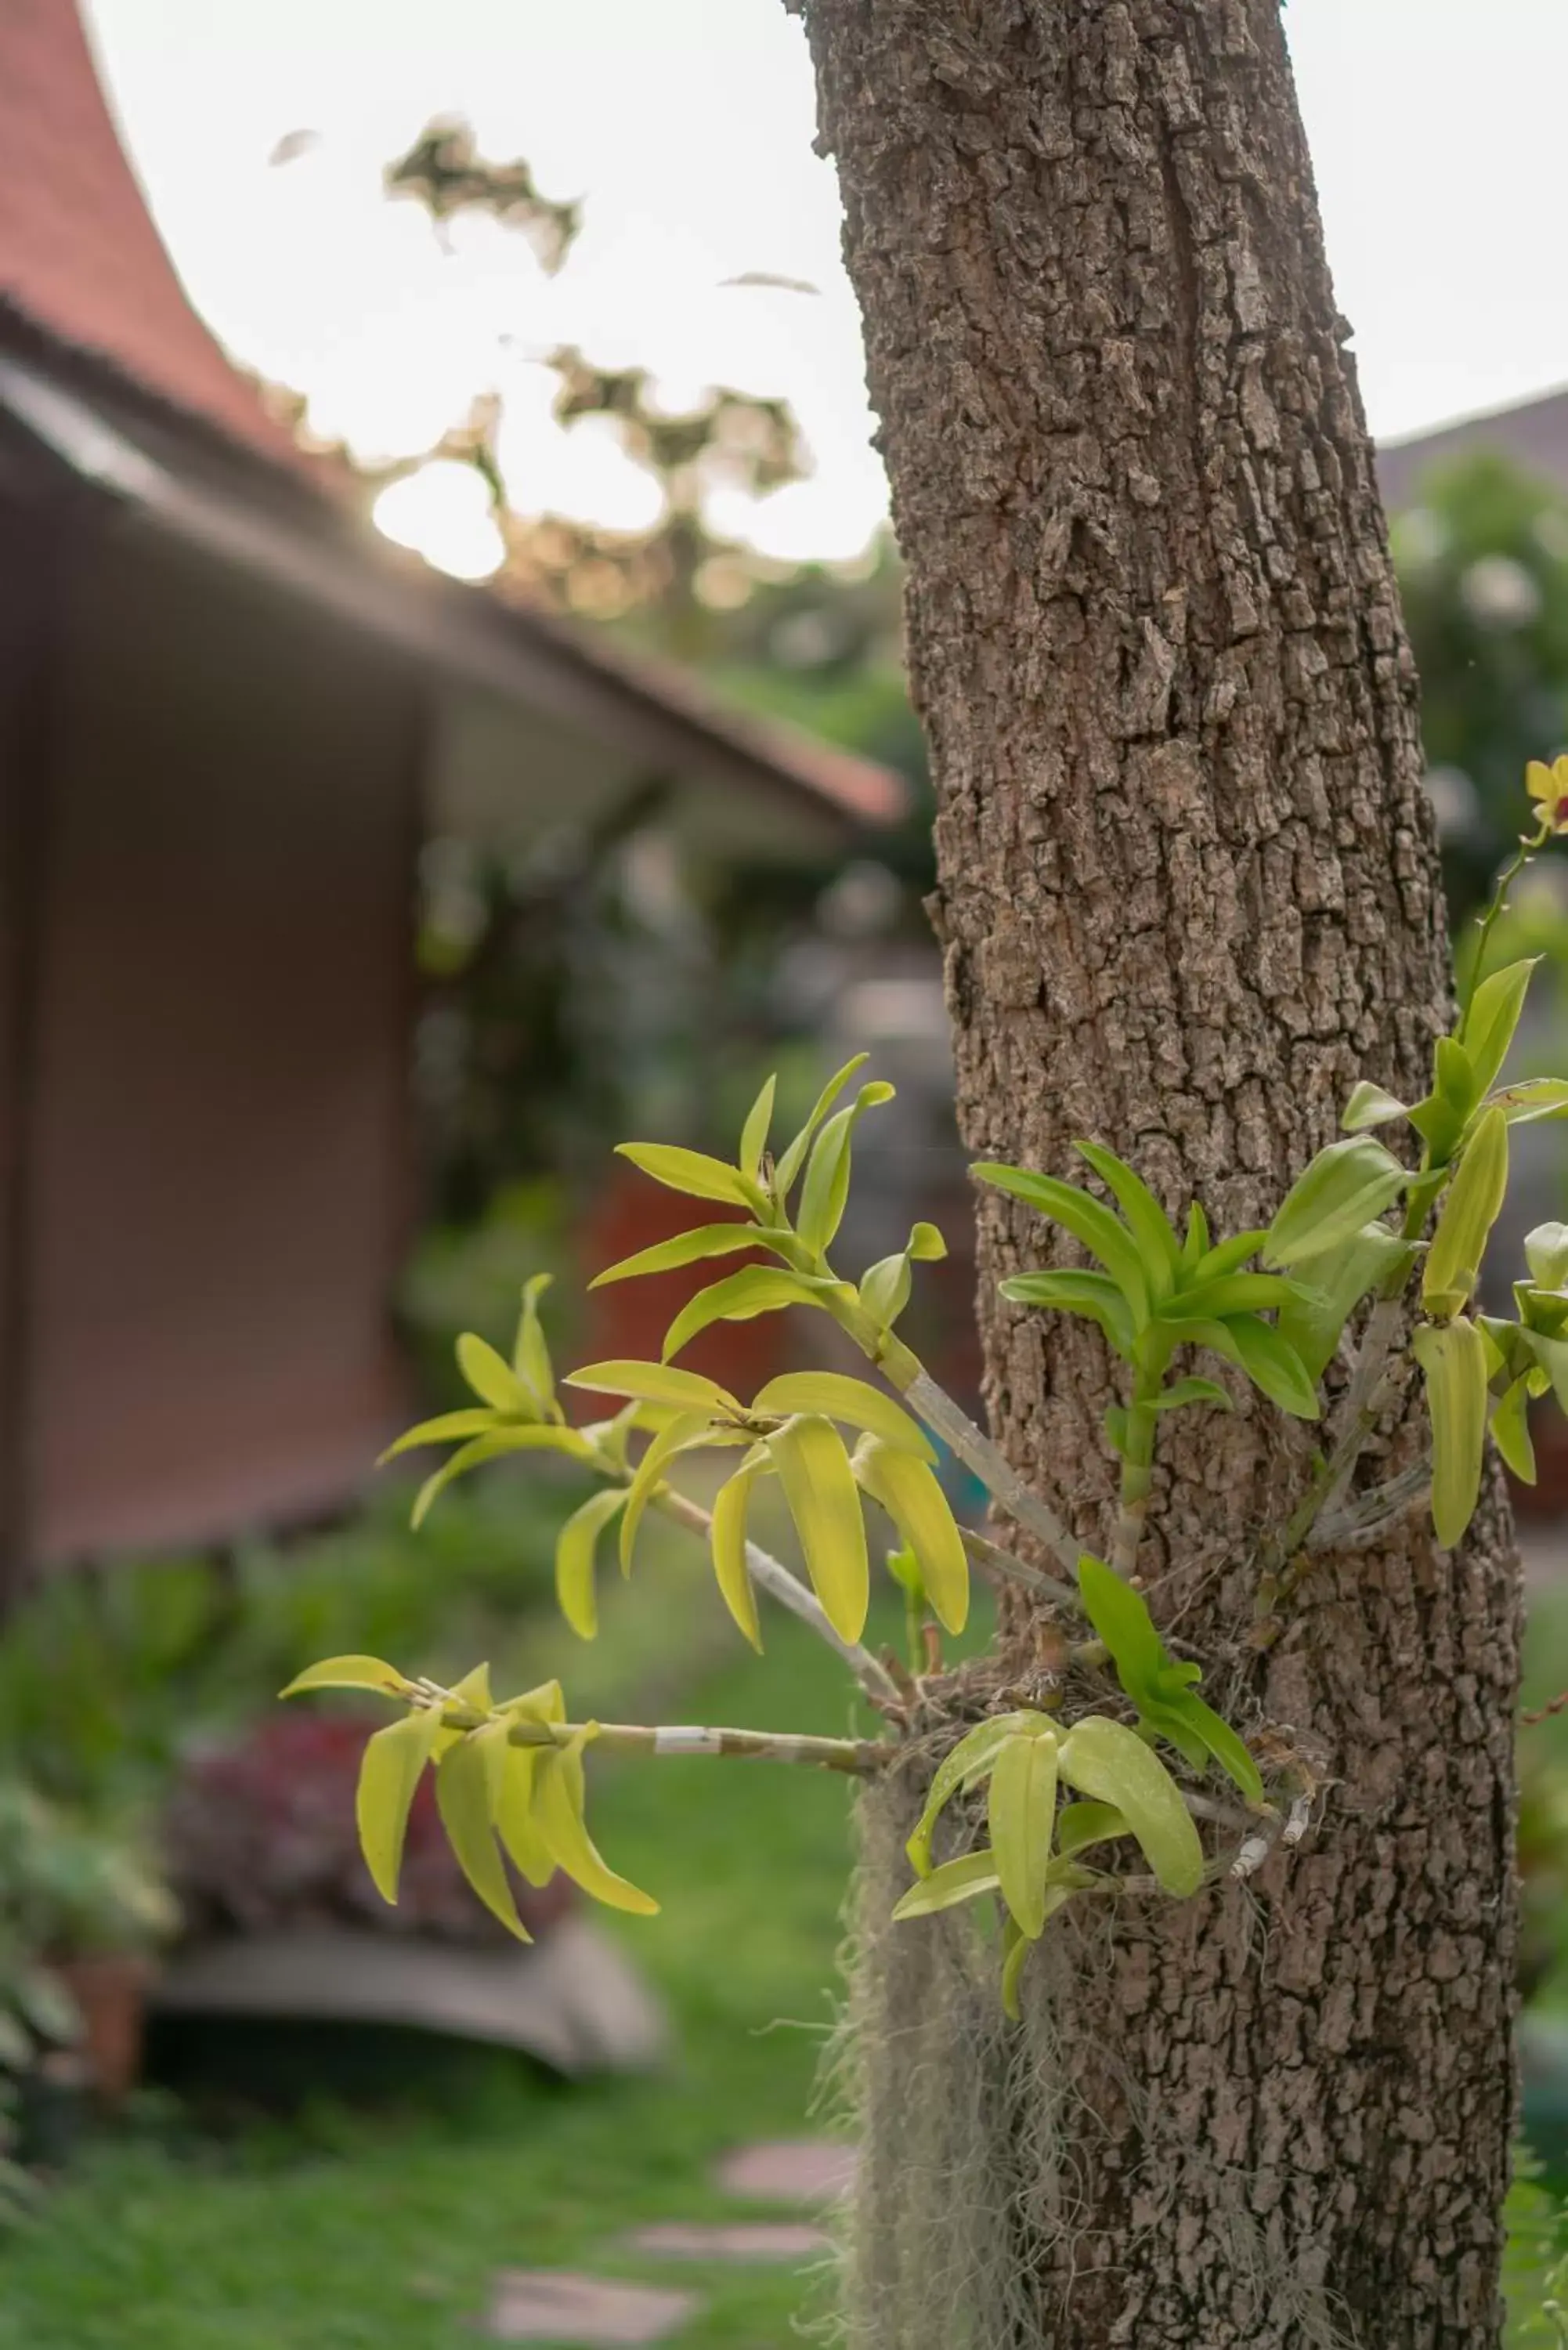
[623, 2221, 830, 2262]
[715, 2138, 858, 2204]
[486, 2273, 699, 2345]
[483, 2136, 854, 2345]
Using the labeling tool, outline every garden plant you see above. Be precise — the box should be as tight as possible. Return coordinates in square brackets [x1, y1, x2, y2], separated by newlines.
[288, 763, 1568, 2319]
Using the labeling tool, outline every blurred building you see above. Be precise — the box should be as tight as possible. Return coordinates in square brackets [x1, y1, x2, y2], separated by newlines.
[0, 0, 901, 1593]
[1378, 384, 1568, 512]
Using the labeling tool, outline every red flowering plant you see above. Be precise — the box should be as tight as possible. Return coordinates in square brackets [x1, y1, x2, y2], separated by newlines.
[164, 1713, 573, 1946]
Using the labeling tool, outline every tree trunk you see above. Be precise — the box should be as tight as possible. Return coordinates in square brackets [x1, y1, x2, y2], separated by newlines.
[804, 4, 1519, 2344]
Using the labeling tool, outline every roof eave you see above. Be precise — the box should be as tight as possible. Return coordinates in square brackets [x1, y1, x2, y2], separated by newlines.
[0, 322, 907, 837]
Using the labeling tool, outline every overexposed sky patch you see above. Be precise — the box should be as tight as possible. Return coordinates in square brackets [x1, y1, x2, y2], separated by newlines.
[85, 0, 1568, 577]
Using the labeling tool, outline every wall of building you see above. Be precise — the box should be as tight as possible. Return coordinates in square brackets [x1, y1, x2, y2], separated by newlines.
[22, 521, 421, 1564]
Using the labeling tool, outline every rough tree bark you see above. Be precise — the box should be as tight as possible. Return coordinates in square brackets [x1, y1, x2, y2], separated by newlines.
[804, 4, 1518, 2345]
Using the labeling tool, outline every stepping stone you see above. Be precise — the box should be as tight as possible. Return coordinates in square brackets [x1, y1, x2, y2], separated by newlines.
[715, 2139, 858, 2205]
[624, 2221, 831, 2262]
[485, 2270, 699, 2345]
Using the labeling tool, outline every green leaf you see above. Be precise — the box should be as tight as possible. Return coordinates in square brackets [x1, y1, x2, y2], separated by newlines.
[1075, 1553, 1165, 1698]
[1160, 1271, 1315, 1323]
[773, 1054, 869, 1199]
[851, 1438, 970, 1636]
[410, 1425, 594, 1530]
[280, 1654, 411, 1701]
[1181, 1201, 1211, 1270]
[1407, 1097, 1465, 1166]
[1180, 1318, 1242, 1368]
[1139, 1697, 1207, 1773]
[1524, 1329, 1568, 1414]
[858, 1252, 912, 1330]
[891, 1849, 1003, 1922]
[883, 1543, 923, 1600]
[1413, 1318, 1490, 1549]
[974, 1163, 1150, 1321]
[590, 1402, 644, 1473]
[1407, 1039, 1479, 1166]
[710, 1456, 766, 1651]
[1489, 1078, 1568, 1129]
[660, 1267, 838, 1362]
[1423, 1106, 1508, 1319]
[356, 1705, 445, 1904]
[752, 1370, 934, 1460]
[616, 1141, 761, 1209]
[1187, 1230, 1270, 1284]
[1104, 1403, 1130, 1458]
[1526, 1223, 1568, 1292]
[858, 1221, 944, 1331]
[379, 1408, 500, 1462]
[1461, 956, 1538, 1097]
[493, 1744, 555, 1887]
[435, 1727, 531, 1942]
[555, 1488, 627, 1641]
[1262, 1137, 1408, 1270]
[739, 1073, 776, 1182]
[566, 1360, 740, 1415]
[905, 1716, 1034, 1876]
[457, 1332, 537, 1416]
[1484, 1313, 1531, 1376]
[1144, 1691, 1264, 1806]
[1514, 1284, 1568, 1340]
[1073, 1141, 1181, 1292]
[1405, 1166, 1449, 1227]
[1218, 1316, 1321, 1419]
[999, 1269, 1137, 1358]
[499, 1678, 565, 1725]
[424, 1662, 493, 1762]
[988, 1729, 1060, 1939]
[1342, 1080, 1409, 1133]
[1151, 1377, 1233, 1415]
[590, 1224, 782, 1288]
[1000, 1914, 1030, 2022]
[1493, 1376, 1537, 1486]
[449, 1661, 493, 1712]
[534, 1733, 659, 1915]
[767, 1415, 869, 1644]
[513, 1274, 558, 1416]
[1276, 1222, 1411, 1386]
[797, 1083, 895, 1256]
[620, 1411, 720, 1574]
[1057, 1716, 1204, 1897]
[1056, 1801, 1128, 1858]
[1436, 1034, 1479, 1116]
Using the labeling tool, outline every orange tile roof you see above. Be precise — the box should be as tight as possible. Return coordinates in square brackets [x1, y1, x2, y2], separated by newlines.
[0, 0, 311, 472]
[0, 1, 904, 831]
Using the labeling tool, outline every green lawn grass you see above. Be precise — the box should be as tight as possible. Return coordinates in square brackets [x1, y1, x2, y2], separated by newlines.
[13, 1563, 1568, 2348]
[0, 1611, 876, 2350]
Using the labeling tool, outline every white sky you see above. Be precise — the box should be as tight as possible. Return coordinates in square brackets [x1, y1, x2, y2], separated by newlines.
[84, 0, 1568, 580]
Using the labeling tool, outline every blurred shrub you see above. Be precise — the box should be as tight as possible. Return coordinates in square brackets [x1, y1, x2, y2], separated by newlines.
[1393, 456, 1568, 925]
[164, 1712, 572, 1945]
[1521, 1747, 1568, 2005]
[0, 1780, 176, 1961]
[1507, 2149, 1568, 2346]
[1517, 1582, 1568, 2010]
[0, 1477, 575, 1820]
[399, 1187, 579, 1409]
